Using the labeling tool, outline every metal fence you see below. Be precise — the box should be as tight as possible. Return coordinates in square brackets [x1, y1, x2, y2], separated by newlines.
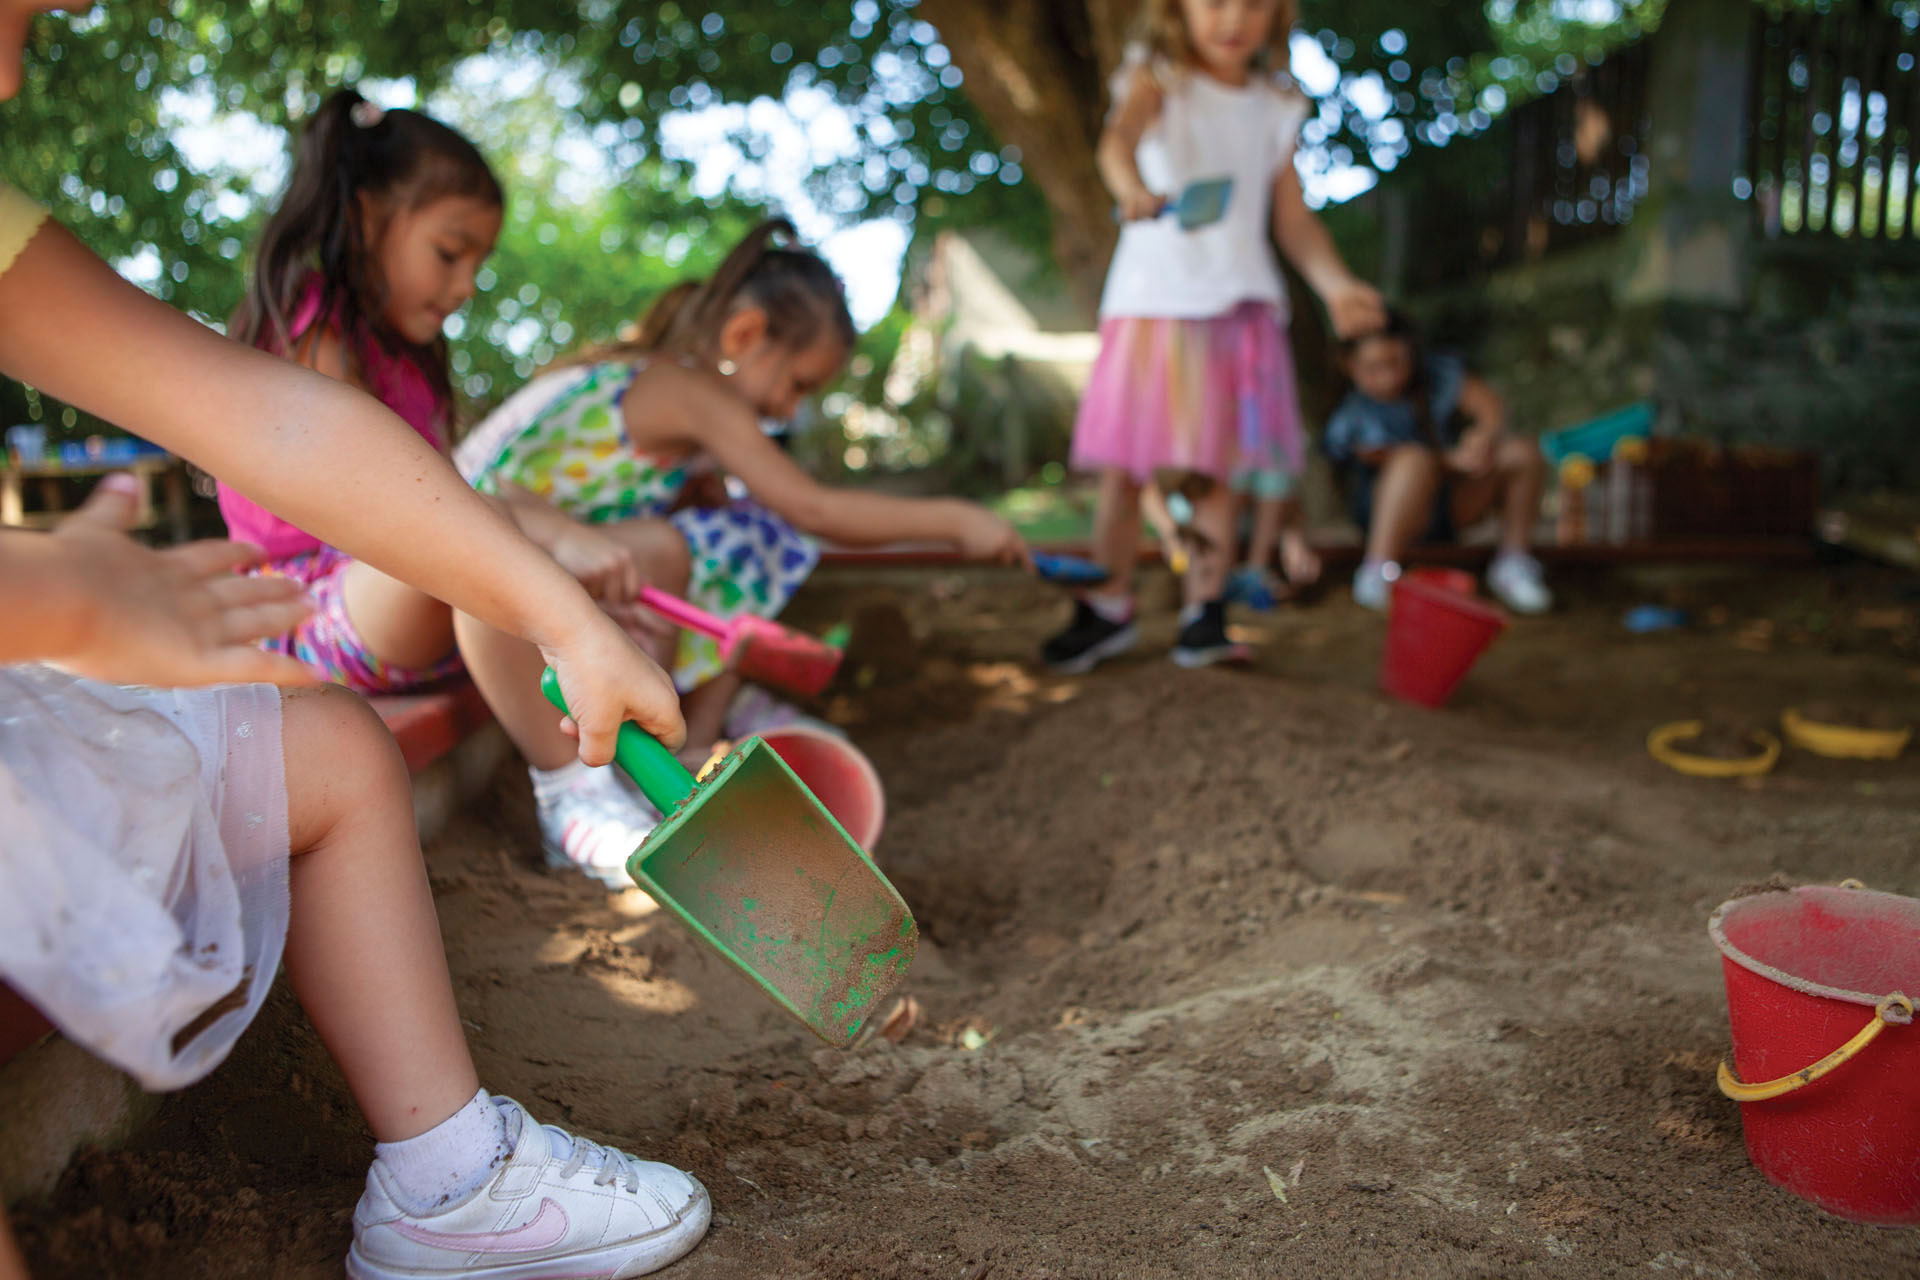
[1747, 0, 1920, 242]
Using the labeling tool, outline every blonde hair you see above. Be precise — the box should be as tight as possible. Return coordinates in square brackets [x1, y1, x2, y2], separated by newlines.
[1140, 0, 1296, 74]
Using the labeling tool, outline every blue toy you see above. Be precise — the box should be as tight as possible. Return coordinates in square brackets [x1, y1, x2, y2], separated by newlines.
[1032, 553, 1111, 586]
[1541, 402, 1656, 472]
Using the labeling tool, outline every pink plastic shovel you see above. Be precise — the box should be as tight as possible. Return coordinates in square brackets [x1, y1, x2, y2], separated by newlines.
[639, 586, 844, 697]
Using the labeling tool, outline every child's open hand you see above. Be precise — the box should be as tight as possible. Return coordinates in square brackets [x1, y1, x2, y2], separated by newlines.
[539, 609, 686, 765]
[45, 474, 317, 688]
[549, 522, 645, 604]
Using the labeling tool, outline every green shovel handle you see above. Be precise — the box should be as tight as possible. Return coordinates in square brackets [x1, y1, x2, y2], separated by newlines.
[540, 667, 696, 814]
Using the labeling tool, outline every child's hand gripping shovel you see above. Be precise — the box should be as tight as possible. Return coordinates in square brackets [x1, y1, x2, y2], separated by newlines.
[638, 585, 843, 697]
[542, 669, 915, 1047]
[1114, 177, 1235, 232]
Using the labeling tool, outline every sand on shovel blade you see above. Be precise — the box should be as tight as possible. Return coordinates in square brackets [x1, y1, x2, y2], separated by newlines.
[627, 739, 916, 1045]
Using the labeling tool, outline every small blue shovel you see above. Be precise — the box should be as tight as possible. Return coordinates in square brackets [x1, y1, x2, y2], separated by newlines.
[1116, 177, 1235, 231]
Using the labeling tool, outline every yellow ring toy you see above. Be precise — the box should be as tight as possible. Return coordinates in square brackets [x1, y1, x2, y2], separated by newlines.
[1647, 720, 1782, 779]
[1780, 707, 1911, 760]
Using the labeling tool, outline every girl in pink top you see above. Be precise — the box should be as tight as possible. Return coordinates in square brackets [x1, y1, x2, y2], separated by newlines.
[220, 89, 690, 885]
[217, 88, 503, 693]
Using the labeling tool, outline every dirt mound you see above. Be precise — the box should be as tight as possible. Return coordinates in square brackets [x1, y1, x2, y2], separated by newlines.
[15, 567, 1920, 1278]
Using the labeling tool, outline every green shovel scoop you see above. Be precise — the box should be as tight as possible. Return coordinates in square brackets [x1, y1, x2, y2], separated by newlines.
[541, 668, 917, 1046]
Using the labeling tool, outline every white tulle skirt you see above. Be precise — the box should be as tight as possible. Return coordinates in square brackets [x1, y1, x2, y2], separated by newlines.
[0, 666, 289, 1091]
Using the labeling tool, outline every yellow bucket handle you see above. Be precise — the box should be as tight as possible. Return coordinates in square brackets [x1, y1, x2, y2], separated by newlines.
[1718, 993, 1914, 1102]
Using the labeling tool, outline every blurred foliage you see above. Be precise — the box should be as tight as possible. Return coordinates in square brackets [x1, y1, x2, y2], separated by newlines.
[1, 0, 1671, 454]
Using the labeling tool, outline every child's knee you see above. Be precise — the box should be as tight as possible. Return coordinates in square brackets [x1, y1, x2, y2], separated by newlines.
[1500, 436, 1545, 475]
[615, 519, 692, 590]
[281, 686, 410, 841]
[1384, 444, 1441, 478]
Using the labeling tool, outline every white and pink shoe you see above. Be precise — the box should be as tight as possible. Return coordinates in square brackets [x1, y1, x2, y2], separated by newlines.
[531, 762, 660, 890]
[348, 1096, 709, 1279]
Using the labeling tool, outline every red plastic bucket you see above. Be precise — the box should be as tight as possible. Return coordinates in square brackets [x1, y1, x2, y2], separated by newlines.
[1406, 566, 1478, 597]
[1711, 885, 1920, 1225]
[1378, 575, 1509, 708]
[758, 725, 886, 851]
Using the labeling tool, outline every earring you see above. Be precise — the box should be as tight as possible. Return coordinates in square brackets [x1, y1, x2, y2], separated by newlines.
[718, 359, 738, 376]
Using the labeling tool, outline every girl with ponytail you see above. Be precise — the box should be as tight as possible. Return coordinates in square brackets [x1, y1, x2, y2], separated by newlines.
[220, 86, 508, 695]
[222, 89, 697, 887]
[456, 217, 1028, 786]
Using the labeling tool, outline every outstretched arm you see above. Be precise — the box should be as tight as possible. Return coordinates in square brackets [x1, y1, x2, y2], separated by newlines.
[1271, 166, 1385, 339]
[0, 218, 684, 755]
[625, 363, 1028, 564]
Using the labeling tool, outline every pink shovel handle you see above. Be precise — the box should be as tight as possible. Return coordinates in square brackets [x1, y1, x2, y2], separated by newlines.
[637, 586, 730, 640]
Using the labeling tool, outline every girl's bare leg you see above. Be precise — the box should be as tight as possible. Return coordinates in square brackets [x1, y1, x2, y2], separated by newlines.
[456, 518, 690, 772]
[680, 672, 741, 761]
[1366, 446, 1443, 566]
[1185, 481, 1234, 607]
[0, 1213, 27, 1280]
[340, 561, 458, 672]
[1092, 468, 1144, 596]
[279, 686, 476, 1142]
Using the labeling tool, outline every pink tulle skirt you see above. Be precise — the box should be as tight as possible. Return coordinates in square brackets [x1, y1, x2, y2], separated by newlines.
[1070, 300, 1305, 484]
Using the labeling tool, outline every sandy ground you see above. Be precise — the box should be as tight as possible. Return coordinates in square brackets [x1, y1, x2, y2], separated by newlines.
[14, 558, 1920, 1279]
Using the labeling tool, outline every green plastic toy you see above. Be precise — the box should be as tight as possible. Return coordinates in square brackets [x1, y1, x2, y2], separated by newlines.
[540, 669, 916, 1046]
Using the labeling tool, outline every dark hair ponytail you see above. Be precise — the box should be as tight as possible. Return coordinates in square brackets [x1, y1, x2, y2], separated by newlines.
[558, 217, 855, 371]
[231, 88, 503, 416]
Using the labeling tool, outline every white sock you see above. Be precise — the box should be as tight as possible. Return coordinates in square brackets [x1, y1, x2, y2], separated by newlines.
[1492, 547, 1534, 570]
[375, 1089, 512, 1216]
[1084, 592, 1133, 625]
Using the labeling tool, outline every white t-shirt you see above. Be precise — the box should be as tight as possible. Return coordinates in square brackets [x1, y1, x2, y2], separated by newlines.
[1098, 54, 1310, 322]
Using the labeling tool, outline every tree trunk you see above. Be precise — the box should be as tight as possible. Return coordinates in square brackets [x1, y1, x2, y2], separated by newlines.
[918, 0, 1132, 315]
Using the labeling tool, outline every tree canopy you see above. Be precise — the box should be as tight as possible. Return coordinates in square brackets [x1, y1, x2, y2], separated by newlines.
[1, 0, 1666, 441]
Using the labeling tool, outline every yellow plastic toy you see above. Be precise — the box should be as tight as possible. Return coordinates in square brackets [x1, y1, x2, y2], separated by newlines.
[1647, 720, 1782, 779]
[1780, 708, 1911, 760]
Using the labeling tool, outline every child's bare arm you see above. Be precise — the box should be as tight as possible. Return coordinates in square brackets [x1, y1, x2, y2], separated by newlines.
[1453, 375, 1509, 440]
[1271, 166, 1385, 338]
[623, 364, 1026, 564]
[1446, 375, 1508, 476]
[0, 218, 684, 755]
[292, 324, 457, 461]
[1098, 64, 1166, 220]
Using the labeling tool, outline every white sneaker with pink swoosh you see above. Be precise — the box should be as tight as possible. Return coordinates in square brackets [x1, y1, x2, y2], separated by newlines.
[347, 1096, 710, 1279]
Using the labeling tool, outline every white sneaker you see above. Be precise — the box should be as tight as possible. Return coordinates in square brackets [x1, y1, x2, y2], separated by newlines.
[348, 1096, 709, 1280]
[1352, 560, 1400, 612]
[1487, 551, 1553, 615]
[723, 685, 840, 740]
[533, 764, 660, 890]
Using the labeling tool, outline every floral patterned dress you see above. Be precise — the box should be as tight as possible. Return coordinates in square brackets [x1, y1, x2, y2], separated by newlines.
[455, 360, 818, 690]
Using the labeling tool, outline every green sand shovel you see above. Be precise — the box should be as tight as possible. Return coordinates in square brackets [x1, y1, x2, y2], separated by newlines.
[541, 669, 917, 1047]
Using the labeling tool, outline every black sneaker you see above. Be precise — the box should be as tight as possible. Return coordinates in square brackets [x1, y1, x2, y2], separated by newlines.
[1170, 599, 1252, 669]
[1042, 600, 1139, 674]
